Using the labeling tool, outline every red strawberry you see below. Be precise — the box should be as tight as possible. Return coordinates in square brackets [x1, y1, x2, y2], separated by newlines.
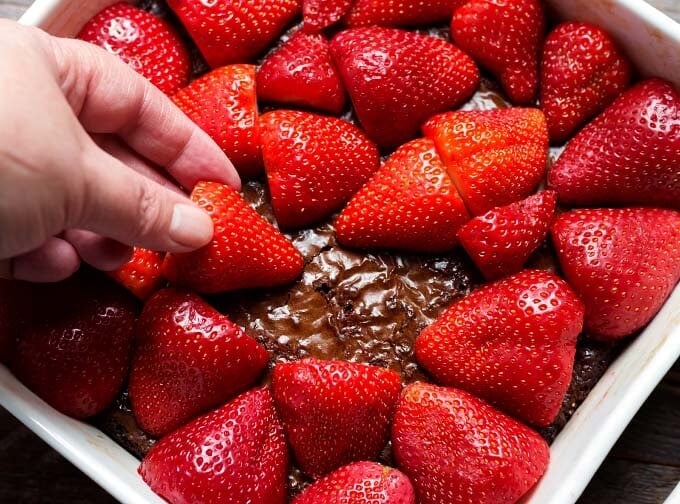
[548, 79, 680, 208]
[451, 0, 545, 104]
[552, 207, 680, 340]
[423, 108, 548, 215]
[173, 65, 262, 178]
[392, 382, 550, 504]
[257, 32, 347, 114]
[293, 461, 416, 504]
[139, 387, 288, 504]
[336, 138, 470, 253]
[260, 110, 380, 229]
[345, 0, 466, 28]
[541, 22, 632, 143]
[109, 248, 165, 301]
[303, 0, 354, 32]
[10, 272, 136, 419]
[163, 181, 304, 294]
[415, 269, 584, 426]
[330, 27, 479, 149]
[166, 0, 301, 68]
[271, 358, 402, 478]
[77, 2, 190, 95]
[457, 191, 557, 280]
[129, 288, 269, 437]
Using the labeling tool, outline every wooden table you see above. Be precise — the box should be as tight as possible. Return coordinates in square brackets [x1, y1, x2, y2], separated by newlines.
[1, 1, 679, 502]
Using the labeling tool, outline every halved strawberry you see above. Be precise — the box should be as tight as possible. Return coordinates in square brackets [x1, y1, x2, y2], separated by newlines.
[271, 358, 402, 478]
[330, 27, 479, 149]
[109, 248, 165, 301]
[552, 207, 680, 340]
[451, 0, 544, 104]
[260, 110, 380, 229]
[415, 269, 584, 426]
[167, 0, 301, 67]
[335, 138, 470, 253]
[293, 461, 416, 504]
[302, 0, 354, 32]
[423, 108, 548, 215]
[457, 191, 556, 280]
[162, 181, 304, 294]
[139, 387, 288, 504]
[77, 2, 191, 95]
[345, 0, 466, 28]
[540, 21, 632, 143]
[173, 65, 262, 178]
[392, 382, 550, 504]
[129, 288, 269, 437]
[257, 32, 347, 115]
[548, 79, 680, 208]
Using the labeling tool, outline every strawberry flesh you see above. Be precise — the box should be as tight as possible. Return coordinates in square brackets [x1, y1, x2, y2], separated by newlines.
[303, 0, 354, 32]
[109, 247, 165, 301]
[346, 0, 467, 28]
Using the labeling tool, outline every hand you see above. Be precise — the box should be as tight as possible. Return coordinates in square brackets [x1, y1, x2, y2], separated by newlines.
[0, 20, 240, 282]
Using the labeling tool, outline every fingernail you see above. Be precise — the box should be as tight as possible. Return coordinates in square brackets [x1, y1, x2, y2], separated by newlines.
[170, 204, 214, 249]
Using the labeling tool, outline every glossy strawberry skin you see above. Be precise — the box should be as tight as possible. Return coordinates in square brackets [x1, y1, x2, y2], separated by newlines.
[423, 108, 548, 215]
[139, 387, 288, 504]
[77, 2, 190, 95]
[167, 0, 301, 68]
[271, 358, 402, 479]
[109, 248, 165, 301]
[345, 0, 467, 28]
[336, 138, 470, 253]
[392, 382, 550, 504]
[548, 79, 680, 208]
[552, 207, 680, 340]
[173, 65, 262, 178]
[452, 0, 544, 104]
[129, 288, 269, 437]
[293, 461, 416, 504]
[303, 0, 354, 32]
[330, 27, 479, 149]
[457, 191, 557, 280]
[260, 110, 380, 229]
[163, 182, 304, 294]
[541, 22, 632, 143]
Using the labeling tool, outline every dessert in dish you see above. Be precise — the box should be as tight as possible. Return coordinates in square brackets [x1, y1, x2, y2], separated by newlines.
[2, 0, 680, 503]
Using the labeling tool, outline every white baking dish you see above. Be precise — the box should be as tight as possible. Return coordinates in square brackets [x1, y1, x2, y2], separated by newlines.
[2, 1, 679, 503]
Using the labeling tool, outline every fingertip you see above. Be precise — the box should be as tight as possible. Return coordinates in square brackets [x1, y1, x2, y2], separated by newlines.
[169, 203, 214, 251]
[13, 237, 81, 282]
[176, 128, 242, 191]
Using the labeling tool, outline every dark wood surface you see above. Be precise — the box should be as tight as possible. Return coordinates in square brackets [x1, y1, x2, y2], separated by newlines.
[1, 0, 679, 502]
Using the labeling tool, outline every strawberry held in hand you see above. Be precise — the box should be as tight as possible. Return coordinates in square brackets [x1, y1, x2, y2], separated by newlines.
[336, 138, 469, 253]
[345, 0, 466, 28]
[139, 387, 288, 504]
[392, 382, 549, 504]
[549, 79, 680, 208]
[129, 288, 268, 437]
[163, 181, 304, 294]
[552, 207, 680, 340]
[109, 248, 165, 301]
[260, 110, 380, 229]
[77, 2, 190, 95]
[330, 27, 479, 149]
[271, 358, 402, 478]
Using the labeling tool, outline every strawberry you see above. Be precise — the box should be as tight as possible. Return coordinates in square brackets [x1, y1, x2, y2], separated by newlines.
[108, 248, 165, 301]
[293, 461, 416, 504]
[335, 138, 470, 253]
[271, 358, 402, 478]
[166, 0, 301, 68]
[163, 181, 304, 294]
[257, 32, 347, 115]
[457, 191, 557, 280]
[260, 110, 380, 229]
[303, 0, 354, 32]
[10, 272, 136, 419]
[552, 207, 680, 340]
[345, 0, 466, 28]
[139, 387, 288, 504]
[540, 22, 632, 143]
[423, 108, 548, 215]
[330, 27, 479, 149]
[129, 288, 269, 437]
[451, 0, 545, 104]
[392, 382, 550, 504]
[77, 2, 190, 95]
[173, 65, 262, 178]
[548, 79, 680, 208]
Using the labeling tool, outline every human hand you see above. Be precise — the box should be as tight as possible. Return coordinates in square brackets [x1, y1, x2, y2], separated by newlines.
[0, 20, 240, 282]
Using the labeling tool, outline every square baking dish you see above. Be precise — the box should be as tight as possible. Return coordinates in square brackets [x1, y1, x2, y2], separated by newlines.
[2, 1, 680, 503]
